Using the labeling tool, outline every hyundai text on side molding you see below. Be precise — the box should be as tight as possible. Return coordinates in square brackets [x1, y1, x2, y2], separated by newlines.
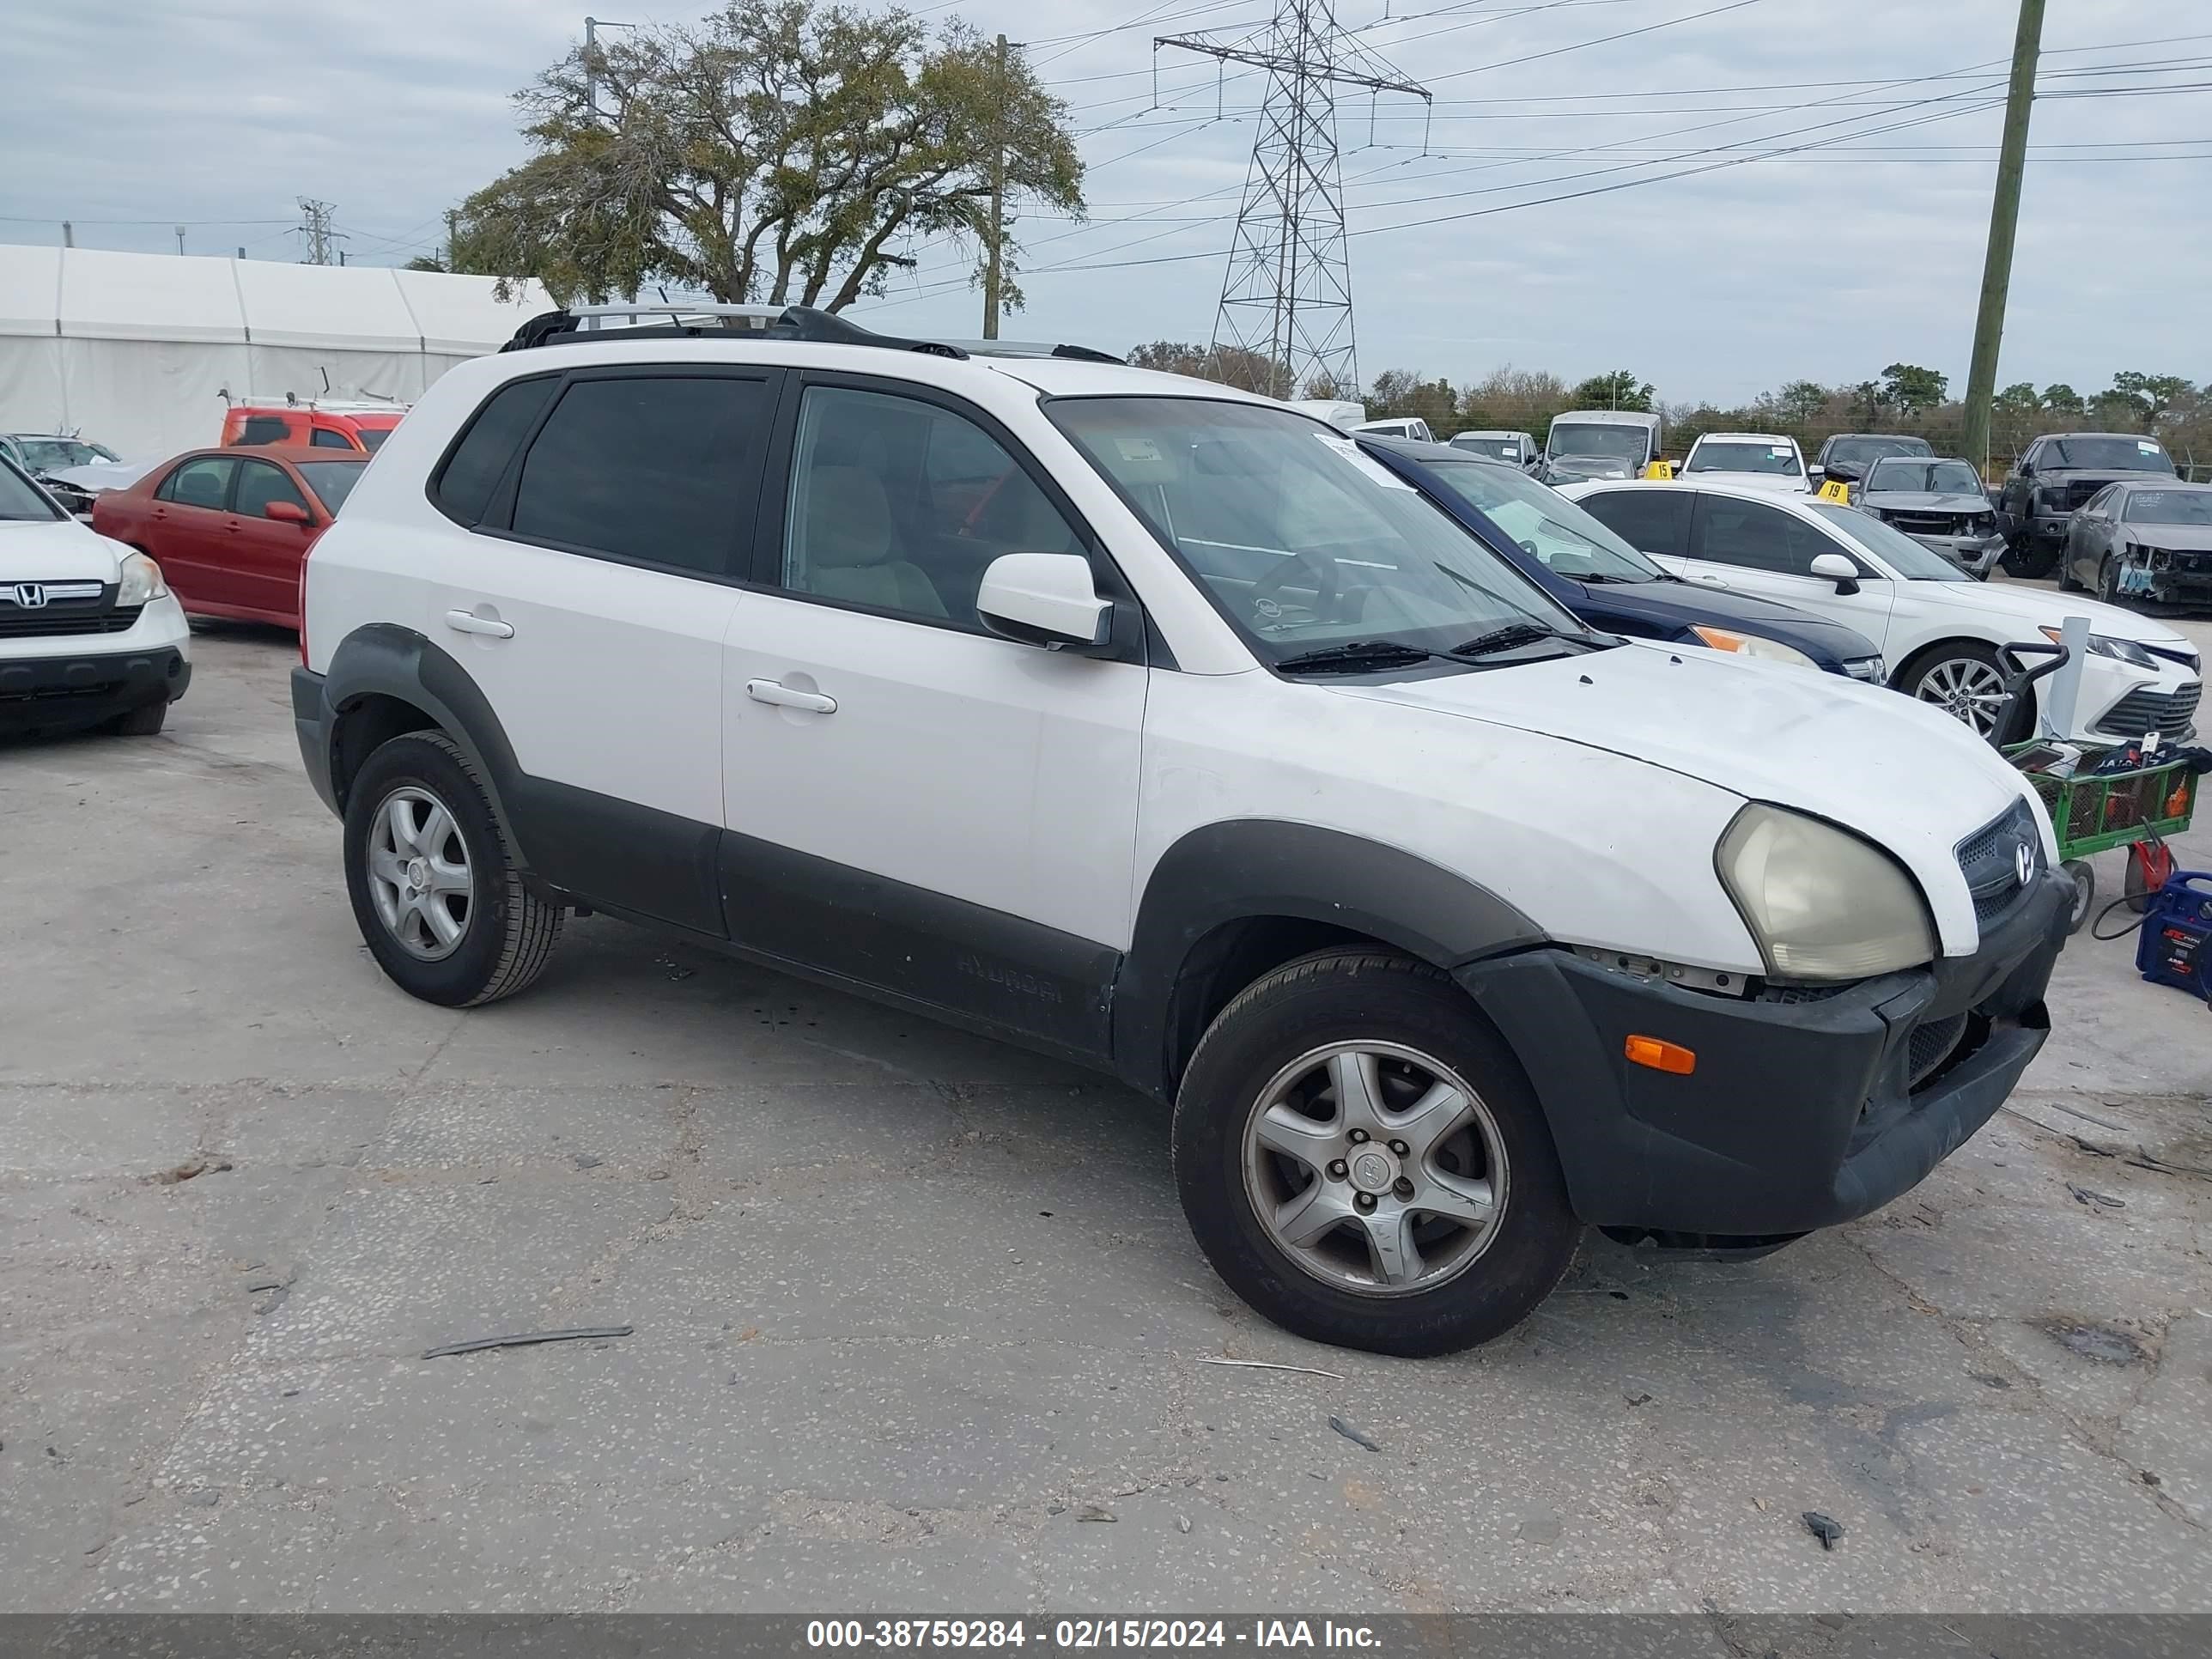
[289, 306, 2071, 1356]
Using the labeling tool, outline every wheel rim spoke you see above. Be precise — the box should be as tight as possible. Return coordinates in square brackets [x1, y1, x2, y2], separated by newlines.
[1327, 1048, 1387, 1135]
[1273, 1182, 1354, 1249]
[386, 794, 422, 854]
[1255, 1102, 1338, 1168]
[1384, 1079, 1473, 1161]
[1417, 1169, 1497, 1228]
[1361, 1206, 1423, 1287]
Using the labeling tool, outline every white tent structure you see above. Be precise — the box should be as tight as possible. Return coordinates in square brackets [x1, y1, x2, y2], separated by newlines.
[0, 246, 549, 463]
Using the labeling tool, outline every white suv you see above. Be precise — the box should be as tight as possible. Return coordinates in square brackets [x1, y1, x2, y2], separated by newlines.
[293, 307, 2072, 1355]
[1, 455, 191, 738]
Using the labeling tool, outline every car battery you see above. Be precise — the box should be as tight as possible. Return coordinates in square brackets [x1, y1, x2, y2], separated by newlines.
[2135, 871, 2212, 1001]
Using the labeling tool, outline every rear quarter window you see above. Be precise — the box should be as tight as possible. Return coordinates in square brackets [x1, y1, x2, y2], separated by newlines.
[430, 375, 562, 526]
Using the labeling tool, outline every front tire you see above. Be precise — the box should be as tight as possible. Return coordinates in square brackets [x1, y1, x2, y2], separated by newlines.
[109, 700, 167, 736]
[1172, 949, 1582, 1357]
[343, 732, 563, 1006]
[2057, 547, 2082, 592]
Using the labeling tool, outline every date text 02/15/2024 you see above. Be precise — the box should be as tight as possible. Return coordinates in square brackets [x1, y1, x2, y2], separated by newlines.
[805, 1622, 1384, 1650]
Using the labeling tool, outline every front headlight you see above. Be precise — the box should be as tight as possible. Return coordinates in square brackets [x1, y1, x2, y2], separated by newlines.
[116, 551, 169, 605]
[2039, 626, 2155, 668]
[1687, 625, 1818, 672]
[1716, 805, 1935, 981]
[1842, 655, 1887, 683]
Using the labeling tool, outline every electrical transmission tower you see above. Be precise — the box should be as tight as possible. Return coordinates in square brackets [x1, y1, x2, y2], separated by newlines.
[1159, 3, 1428, 400]
[294, 198, 345, 266]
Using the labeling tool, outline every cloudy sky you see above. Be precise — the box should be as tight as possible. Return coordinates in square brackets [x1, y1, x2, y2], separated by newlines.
[3, 0, 2204, 403]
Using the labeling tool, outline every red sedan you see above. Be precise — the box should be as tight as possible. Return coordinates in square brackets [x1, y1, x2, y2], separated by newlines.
[92, 447, 368, 629]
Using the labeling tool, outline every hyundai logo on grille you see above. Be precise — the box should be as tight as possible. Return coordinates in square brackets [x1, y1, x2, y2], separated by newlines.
[10, 582, 47, 608]
[2014, 841, 2035, 888]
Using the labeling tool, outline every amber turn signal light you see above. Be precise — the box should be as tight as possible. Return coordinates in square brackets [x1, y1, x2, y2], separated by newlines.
[1625, 1035, 1695, 1074]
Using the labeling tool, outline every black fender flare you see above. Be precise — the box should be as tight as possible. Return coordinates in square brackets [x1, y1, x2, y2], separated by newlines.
[313, 623, 534, 866]
[1111, 819, 1544, 1100]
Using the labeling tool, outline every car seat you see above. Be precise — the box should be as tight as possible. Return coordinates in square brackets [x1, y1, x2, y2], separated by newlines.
[796, 465, 949, 620]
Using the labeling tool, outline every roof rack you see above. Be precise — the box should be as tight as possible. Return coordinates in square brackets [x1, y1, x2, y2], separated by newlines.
[501, 301, 1122, 366]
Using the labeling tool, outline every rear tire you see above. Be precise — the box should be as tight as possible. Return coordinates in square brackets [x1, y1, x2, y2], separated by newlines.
[1171, 948, 1582, 1357]
[109, 701, 167, 736]
[343, 732, 563, 1006]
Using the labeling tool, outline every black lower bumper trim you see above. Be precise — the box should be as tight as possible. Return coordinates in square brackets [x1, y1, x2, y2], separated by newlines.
[1457, 871, 2070, 1237]
[0, 646, 188, 732]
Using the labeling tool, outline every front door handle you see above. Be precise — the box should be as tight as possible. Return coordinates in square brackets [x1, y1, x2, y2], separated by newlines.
[444, 608, 514, 639]
[746, 678, 836, 714]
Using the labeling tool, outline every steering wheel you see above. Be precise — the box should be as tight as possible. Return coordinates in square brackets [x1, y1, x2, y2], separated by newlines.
[1249, 550, 1343, 626]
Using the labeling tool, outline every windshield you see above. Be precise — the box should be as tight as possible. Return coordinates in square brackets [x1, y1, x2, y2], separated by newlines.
[17, 439, 118, 471]
[356, 428, 392, 453]
[1452, 436, 1522, 462]
[1547, 422, 1650, 465]
[0, 458, 64, 521]
[2045, 436, 2174, 472]
[2125, 489, 2212, 526]
[1050, 398, 1589, 667]
[296, 461, 366, 511]
[1866, 459, 1985, 495]
[1828, 436, 1929, 468]
[1419, 459, 1661, 584]
[1811, 502, 1970, 580]
[1688, 441, 1800, 476]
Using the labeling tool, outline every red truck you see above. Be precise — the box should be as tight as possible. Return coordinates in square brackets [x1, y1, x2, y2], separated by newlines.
[222, 400, 403, 453]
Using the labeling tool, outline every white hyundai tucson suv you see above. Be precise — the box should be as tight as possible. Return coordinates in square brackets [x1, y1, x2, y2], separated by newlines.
[292, 307, 2072, 1356]
[1, 453, 191, 739]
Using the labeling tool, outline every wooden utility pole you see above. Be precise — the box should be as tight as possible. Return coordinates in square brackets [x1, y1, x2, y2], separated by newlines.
[983, 32, 1008, 340]
[1960, 0, 2045, 476]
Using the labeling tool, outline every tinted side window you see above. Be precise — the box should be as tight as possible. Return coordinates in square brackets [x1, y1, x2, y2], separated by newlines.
[510, 374, 769, 574]
[166, 456, 236, 511]
[1692, 496, 1838, 577]
[434, 375, 560, 526]
[234, 416, 291, 447]
[309, 428, 354, 449]
[1579, 488, 1692, 558]
[234, 459, 307, 517]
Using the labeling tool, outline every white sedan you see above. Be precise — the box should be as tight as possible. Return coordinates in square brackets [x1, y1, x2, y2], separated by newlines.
[1563, 477, 2201, 744]
[1680, 432, 1811, 495]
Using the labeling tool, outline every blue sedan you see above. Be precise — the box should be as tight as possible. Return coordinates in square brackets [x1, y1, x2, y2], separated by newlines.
[1361, 436, 1887, 681]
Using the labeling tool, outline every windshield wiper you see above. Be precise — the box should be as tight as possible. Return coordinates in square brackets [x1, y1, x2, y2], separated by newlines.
[1447, 621, 1584, 658]
[1273, 639, 1439, 675]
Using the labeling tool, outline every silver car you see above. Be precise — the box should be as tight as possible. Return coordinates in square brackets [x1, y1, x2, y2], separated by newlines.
[1855, 457, 2006, 578]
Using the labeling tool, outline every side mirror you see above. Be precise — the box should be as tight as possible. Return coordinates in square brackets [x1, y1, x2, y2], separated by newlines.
[264, 500, 312, 526]
[976, 552, 1112, 651]
[1809, 551, 1860, 594]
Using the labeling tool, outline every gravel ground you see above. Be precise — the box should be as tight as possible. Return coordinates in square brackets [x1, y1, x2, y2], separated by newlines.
[1, 612, 2207, 1614]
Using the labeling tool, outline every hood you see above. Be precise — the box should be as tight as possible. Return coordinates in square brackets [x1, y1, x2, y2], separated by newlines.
[1548, 456, 1632, 481]
[1904, 572, 2192, 648]
[1581, 578, 1881, 662]
[0, 515, 130, 582]
[1688, 471, 1805, 495]
[2124, 523, 2212, 553]
[1331, 641, 2032, 951]
[2034, 465, 2173, 486]
[45, 459, 158, 494]
[1863, 490, 1992, 514]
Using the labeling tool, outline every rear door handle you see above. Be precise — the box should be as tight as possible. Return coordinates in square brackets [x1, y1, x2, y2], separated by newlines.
[444, 608, 514, 639]
[746, 678, 836, 714]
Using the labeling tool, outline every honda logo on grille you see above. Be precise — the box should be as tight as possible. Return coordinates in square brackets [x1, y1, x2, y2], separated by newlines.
[9, 582, 47, 608]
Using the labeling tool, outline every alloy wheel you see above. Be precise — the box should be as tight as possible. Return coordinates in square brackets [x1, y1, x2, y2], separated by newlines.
[1241, 1042, 1507, 1297]
[366, 786, 474, 960]
[1915, 656, 2008, 736]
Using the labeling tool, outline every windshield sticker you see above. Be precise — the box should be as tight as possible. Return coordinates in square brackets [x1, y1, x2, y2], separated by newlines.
[1317, 433, 1414, 489]
[2139, 441, 2161, 453]
[1769, 447, 1790, 459]
[1113, 436, 1163, 463]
